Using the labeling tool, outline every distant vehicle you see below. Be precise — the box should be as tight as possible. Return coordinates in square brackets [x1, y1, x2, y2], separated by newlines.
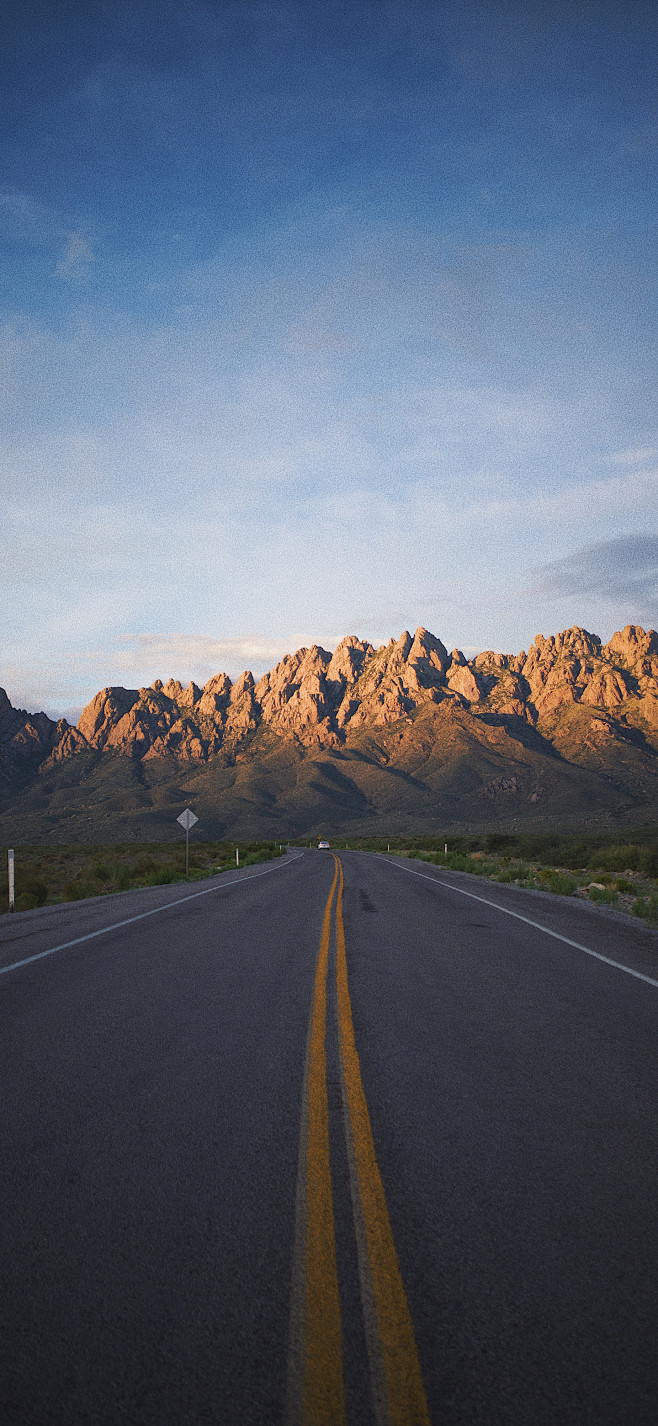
[318, 840, 330, 849]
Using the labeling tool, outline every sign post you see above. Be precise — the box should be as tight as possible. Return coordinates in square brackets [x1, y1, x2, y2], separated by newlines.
[176, 808, 198, 878]
[8, 849, 14, 912]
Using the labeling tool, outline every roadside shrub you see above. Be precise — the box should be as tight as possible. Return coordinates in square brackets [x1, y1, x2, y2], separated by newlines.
[588, 886, 618, 905]
[633, 895, 658, 924]
[241, 849, 269, 866]
[640, 846, 658, 878]
[472, 860, 499, 878]
[15, 892, 41, 911]
[614, 878, 636, 895]
[92, 862, 111, 881]
[63, 880, 96, 902]
[446, 853, 476, 872]
[592, 844, 641, 872]
[114, 865, 131, 891]
[147, 866, 176, 886]
[16, 875, 48, 906]
[558, 842, 593, 869]
[493, 867, 518, 884]
[543, 871, 577, 896]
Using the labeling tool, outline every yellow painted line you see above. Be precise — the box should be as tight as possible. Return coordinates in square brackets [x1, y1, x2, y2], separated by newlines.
[286, 857, 345, 1426]
[334, 859, 430, 1426]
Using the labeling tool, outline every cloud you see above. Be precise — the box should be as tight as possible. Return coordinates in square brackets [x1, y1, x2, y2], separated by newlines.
[528, 534, 658, 613]
[55, 233, 95, 282]
[110, 631, 340, 682]
[0, 189, 95, 280]
[0, 191, 63, 249]
[0, 630, 347, 717]
[608, 447, 658, 466]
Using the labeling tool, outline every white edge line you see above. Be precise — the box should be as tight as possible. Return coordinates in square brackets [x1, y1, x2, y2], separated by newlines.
[0, 853, 304, 978]
[387, 859, 658, 991]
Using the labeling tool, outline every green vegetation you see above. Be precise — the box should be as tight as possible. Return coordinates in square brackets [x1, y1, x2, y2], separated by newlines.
[292, 829, 658, 926]
[0, 841, 284, 914]
[633, 895, 658, 925]
[386, 846, 655, 919]
[313, 827, 658, 868]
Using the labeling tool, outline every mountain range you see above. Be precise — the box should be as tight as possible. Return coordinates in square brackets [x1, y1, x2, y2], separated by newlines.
[3, 623, 658, 842]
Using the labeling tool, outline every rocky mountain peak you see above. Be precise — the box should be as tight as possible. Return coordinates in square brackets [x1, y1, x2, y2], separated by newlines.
[603, 624, 658, 677]
[161, 678, 202, 707]
[6, 620, 658, 781]
[408, 626, 450, 675]
[77, 686, 140, 746]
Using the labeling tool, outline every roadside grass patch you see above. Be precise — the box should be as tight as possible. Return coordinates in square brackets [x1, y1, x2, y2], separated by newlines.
[374, 841, 656, 920]
[633, 895, 658, 924]
[1, 841, 284, 912]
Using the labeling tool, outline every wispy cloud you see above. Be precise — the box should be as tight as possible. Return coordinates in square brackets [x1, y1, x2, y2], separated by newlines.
[0, 630, 347, 723]
[0, 190, 63, 249]
[527, 534, 658, 615]
[0, 189, 95, 281]
[55, 233, 95, 282]
[110, 631, 339, 682]
[608, 446, 658, 466]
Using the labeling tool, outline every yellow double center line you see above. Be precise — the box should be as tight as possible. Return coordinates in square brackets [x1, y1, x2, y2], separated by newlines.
[286, 856, 430, 1426]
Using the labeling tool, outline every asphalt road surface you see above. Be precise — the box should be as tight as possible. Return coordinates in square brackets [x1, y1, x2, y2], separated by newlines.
[1, 850, 657, 1425]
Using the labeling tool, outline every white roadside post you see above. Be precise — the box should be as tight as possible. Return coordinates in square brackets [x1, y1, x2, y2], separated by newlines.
[235, 848, 239, 866]
[176, 808, 198, 878]
[8, 849, 15, 912]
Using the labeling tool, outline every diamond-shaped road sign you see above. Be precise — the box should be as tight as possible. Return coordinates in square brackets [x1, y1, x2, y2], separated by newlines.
[177, 808, 198, 831]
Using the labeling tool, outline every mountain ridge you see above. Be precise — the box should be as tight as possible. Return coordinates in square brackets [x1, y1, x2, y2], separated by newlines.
[3, 623, 658, 841]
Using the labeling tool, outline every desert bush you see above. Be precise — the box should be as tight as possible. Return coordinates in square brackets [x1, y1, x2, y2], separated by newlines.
[64, 879, 96, 901]
[543, 871, 577, 896]
[92, 862, 111, 881]
[590, 844, 641, 872]
[633, 895, 658, 923]
[15, 892, 41, 911]
[17, 875, 49, 906]
[470, 860, 499, 878]
[446, 853, 476, 872]
[147, 866, 176, 886]
[588, 886, 618, 904]
[640, 846, 658, 878]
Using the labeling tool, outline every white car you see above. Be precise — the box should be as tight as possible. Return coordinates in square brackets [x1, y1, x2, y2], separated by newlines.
[318, 840, 330, 849]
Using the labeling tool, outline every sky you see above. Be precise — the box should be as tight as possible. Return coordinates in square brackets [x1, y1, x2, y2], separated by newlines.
[1, 0, 657, 721]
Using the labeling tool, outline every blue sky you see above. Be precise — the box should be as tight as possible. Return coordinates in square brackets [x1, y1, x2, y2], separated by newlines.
[1, 0, 657, 719]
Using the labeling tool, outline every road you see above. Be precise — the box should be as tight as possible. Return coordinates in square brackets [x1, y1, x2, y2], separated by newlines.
[1, 849, 657, 1425]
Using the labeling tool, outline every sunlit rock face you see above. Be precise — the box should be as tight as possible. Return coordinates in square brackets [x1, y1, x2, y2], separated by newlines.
[6, 622, 658, 775]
